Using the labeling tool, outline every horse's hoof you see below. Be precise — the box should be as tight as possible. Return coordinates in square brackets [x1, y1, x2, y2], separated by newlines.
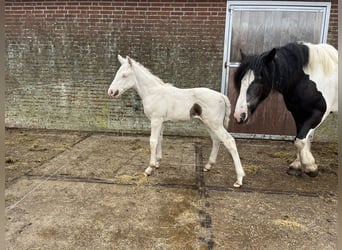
[286, 167, 302, 176]
[305, 170, 319, 177]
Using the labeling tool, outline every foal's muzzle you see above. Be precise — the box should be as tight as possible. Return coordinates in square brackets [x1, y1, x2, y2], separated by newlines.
[108, 89, 119, 98]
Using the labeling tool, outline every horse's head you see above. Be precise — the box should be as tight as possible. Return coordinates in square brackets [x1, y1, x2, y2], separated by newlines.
[233, 48, 276, 123]
[108, 55, 137, 98]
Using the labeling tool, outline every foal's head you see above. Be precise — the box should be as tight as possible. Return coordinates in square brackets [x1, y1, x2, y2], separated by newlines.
[108, 55, 137, 98]
[233, 48, 276, 123]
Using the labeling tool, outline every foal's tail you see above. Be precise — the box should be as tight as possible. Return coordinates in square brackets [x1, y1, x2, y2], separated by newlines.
[222, 94, 231, 130]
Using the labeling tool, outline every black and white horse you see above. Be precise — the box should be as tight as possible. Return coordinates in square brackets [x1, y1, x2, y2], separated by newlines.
[233, 42, 338, 177]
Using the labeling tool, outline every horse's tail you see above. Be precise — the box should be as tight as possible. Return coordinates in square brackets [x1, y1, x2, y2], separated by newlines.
[222, 94, 231, 130]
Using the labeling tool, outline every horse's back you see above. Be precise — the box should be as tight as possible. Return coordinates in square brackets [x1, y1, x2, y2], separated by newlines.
[303, 42, 338, 113]
[303, 42, 338, 75]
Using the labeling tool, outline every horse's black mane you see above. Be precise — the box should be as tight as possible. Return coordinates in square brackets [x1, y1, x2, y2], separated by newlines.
[234, 42, 309, 93]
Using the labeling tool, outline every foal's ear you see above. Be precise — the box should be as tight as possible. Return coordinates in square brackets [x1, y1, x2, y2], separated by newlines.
[127, 56, 133, 67]
[240, 49, 246, 61]
[118, 54, 126, 65]
[263, 48, 276, 64]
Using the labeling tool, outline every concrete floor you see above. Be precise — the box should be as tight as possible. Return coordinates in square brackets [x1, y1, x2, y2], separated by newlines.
[5, 129, 337, 249]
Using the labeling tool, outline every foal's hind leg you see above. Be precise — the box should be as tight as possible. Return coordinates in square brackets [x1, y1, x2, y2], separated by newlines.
[204, 132, 220, 172]
[211, 127, 245, 187]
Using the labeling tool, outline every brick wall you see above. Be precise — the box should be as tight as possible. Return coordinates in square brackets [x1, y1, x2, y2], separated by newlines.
[327, 0, 338, 48]
[5, 0, 227, 135]
[5, 0, 338, 137]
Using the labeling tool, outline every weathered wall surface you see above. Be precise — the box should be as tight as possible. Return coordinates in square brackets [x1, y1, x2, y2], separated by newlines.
[5, 0, 227, 136]
[5, 0, 338, 140]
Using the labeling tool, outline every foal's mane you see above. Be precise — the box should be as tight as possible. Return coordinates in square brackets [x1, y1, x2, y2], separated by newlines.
[131, 58, 167, 86]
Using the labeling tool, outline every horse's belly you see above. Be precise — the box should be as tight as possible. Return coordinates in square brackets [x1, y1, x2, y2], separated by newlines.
[143, 94, 193, 121]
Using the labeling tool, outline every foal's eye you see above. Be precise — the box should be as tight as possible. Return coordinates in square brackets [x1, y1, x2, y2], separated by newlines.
[122, 73, 127, 78]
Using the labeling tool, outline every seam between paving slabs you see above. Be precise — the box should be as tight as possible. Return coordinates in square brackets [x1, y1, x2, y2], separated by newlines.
[195, 143, 215, 250]
[42, 132, 94, 167]
[23, 174, 333, 198]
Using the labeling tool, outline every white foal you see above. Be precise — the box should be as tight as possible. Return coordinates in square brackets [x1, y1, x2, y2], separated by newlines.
[108, 55, 245, 187]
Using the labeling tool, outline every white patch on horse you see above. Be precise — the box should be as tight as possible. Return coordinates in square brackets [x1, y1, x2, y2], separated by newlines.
[234, 70, 254, 122]
[303, 42, 338, 115]
[108, 55, 245, 187]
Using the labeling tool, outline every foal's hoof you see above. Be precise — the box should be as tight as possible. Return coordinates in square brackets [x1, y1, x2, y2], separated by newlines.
[144, 166, 153, 177]
[233, 182, 242, 188]
[286, 167, 303, 176]
[203, 163, 212, 172]
[305, 170, 319, 177]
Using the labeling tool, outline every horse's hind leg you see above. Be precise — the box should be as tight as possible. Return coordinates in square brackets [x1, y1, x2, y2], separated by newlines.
[211, 127, 245, 187]
[204, 131, 220, 172]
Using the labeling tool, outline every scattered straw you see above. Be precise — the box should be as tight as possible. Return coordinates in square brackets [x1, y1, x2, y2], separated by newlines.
[274, 218, 307, 230]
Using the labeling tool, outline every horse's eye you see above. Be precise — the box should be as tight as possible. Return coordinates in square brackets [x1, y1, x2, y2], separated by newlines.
[122, 73, 127, 78]
[255, 76, 262, 81]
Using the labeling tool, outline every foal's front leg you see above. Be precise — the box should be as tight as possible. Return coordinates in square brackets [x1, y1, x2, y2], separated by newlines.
[144, 119, 163, 176]
[155, 126, 163, 169]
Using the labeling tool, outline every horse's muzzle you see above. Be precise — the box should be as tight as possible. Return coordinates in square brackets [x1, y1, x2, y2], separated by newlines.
[236, 112, 248, 124]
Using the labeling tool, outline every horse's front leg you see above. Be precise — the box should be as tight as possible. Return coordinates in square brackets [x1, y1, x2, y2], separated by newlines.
[144, 119, 163, 176]
[288, 151, 302, 176]
[293, 137, 318, 177]
[288, 116, 319, 177]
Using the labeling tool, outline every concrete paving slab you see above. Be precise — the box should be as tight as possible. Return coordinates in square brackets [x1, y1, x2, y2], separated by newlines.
[6, 179, 203, 250]
[202, 140, 337, 194]
[29, 134, 198, 187]
[5, 129, 87, 187]
[5, 129, 337, 249]
[208, 191, 336, 250]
